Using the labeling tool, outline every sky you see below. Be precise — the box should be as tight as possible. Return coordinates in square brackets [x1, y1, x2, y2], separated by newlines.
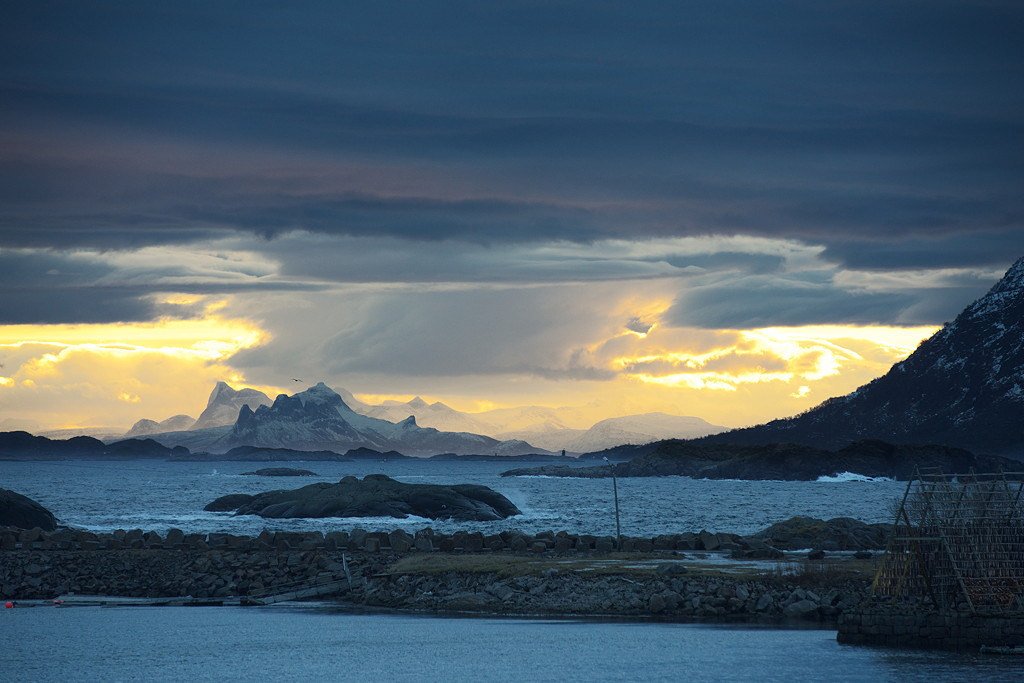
[0, 1, 1022, 431]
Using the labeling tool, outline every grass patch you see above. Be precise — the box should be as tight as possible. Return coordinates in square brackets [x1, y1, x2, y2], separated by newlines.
[383, 552, 876, 581]
[385, 553, 657, 578]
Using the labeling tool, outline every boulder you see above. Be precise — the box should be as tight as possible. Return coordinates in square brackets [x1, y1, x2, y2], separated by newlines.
[388, 529, 413, 553]
[207, 474, 521, 521]
[783, 599, 819, 618]
[750, 516, 889, 551]
[0, 489, 57, 531]
[698, 531, 720, 551]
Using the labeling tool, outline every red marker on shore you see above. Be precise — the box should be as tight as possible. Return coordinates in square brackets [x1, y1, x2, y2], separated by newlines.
[4, 601, 14, 609]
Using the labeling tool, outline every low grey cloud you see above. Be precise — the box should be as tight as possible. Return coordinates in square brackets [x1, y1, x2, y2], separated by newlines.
[667, 274, 916, 329]
[229, 284, 636, 383]
[0, 1, 1020, 271]
[0, 248, 325, 324]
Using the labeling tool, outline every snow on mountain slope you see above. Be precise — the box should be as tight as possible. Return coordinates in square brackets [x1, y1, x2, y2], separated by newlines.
[565, 413, 727, 452]
[341, 391, 725, 452]
[225, 382, 545, 456]
[498, 413, 726, 452]
[124, 414, 195, 438]
[361, 397, 497, 434]
[190, 382, 272, 430]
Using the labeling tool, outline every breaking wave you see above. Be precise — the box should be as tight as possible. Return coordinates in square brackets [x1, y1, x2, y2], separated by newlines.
[815, 472, 894, 483]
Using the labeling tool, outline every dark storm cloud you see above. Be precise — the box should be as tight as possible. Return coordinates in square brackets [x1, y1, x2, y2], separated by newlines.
[0, 249, 325, 324]
[0, 250, 155, 323]
[0, 1, 1021, 267]
[667, 274, 915, 328]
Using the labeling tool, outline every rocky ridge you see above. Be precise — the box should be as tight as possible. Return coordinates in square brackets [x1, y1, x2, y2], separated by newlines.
[700, 257, 1024, 455]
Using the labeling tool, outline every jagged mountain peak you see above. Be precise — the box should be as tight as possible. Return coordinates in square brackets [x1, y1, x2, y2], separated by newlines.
[220, 380, 542, 456]
[295, 381, 345, 404]
[191, 381, 272, 431]
[207, 380, 234, 406]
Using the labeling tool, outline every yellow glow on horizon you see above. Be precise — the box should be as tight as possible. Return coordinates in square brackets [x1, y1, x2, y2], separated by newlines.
[0, 302, 279, 430]
[0, 315, 266, 360]
[613, 323, 939, 391]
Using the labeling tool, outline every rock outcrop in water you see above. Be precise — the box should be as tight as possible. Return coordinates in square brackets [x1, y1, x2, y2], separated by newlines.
[505, 440, 1020, 481]
[204, 494, 257, 512]
[0, 489, 58, 530]
[208, 474, 522, 521]
[241, 467, 318, 477]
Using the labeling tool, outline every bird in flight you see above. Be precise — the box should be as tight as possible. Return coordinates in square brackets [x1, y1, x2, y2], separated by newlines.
[292, 378, 304, 383]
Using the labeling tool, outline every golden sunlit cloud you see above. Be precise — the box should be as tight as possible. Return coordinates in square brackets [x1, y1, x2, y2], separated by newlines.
[0, 299, 280, 430]
[611, 324, 938, 392]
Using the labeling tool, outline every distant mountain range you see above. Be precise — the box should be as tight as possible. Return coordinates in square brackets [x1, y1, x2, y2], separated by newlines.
[122, 381, 273, 437]
[121, 381, 726, 454]
[497, 413, 726, 453]
[141, 382, 545, 456]
[702, 256, 1024, 456]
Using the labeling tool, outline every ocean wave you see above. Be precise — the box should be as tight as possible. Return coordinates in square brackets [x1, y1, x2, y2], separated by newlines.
[815, 472, 894, 483]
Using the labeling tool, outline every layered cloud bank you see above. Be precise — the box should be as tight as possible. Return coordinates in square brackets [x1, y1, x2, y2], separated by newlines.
[0, 2, 1020, 429]
[0, 237, 952, 430]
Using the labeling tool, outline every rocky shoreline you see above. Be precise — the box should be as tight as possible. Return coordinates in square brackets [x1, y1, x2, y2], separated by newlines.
[503, 439, 1022, 481]
[361, 563, 870, 621]
[1, 523, 877, 623]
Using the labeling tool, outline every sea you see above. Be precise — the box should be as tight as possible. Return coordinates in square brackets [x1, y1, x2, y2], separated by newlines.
[0, 459, 906, 537]
[6, 459, 1021, 682]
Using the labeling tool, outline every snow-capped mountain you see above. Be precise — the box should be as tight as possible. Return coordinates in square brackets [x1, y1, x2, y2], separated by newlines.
[497, 413, 725, 452]
[361, 396, 498, 434]
[190, 382, 272, 431]
[565, 413, 725, 453]
[705, 256, 1024, 456]
[225, 382, 544, 456]
[124, 414, 195, 438]
[127, 381, 726, 455]
[344, 395, 723, 452]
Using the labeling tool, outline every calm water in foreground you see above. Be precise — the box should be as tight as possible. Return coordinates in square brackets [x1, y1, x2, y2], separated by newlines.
[6, 605, 1023, 682]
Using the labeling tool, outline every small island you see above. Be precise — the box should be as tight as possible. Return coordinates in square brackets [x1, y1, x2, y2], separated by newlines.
[241, 467, 319, 477]
[205, 474, 521, 521]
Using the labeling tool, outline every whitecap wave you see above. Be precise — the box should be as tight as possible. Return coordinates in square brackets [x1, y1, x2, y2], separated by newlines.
[816, 472, 893, 483]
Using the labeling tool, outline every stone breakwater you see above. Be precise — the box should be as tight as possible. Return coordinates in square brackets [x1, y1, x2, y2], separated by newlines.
[361, 570, 870, 621]
[1, 525, 871, 622]
[1, 525, 801, 560]
[1, 548, 350, 600]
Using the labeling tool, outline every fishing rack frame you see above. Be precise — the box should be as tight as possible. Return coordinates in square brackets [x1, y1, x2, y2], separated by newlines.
[871, 467, 1024, 614]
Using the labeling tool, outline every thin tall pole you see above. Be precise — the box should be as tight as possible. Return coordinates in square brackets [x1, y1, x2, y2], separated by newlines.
[612, 472, 622, 548]
[605, 457, 622, 549]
